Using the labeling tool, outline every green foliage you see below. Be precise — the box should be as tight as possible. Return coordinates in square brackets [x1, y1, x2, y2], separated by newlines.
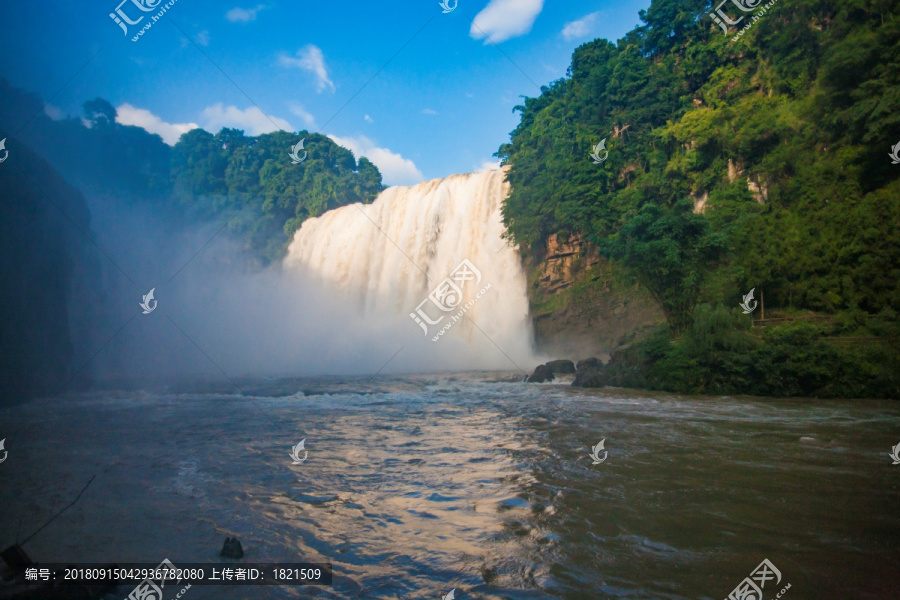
[83, 98, 117, 127]
[685, 304, 756, 355]
[0, 77, 385, 267]
[600, 200, 727, 333]
[596, 314, 899, 398]
[500, 0, 900, 396]
[171, 128, 384, 264]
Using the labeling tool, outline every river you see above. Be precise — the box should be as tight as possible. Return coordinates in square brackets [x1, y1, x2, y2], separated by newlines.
[1, 373, 897, 599]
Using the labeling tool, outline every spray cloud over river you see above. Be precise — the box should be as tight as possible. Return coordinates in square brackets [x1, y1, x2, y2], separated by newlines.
[81, 169, 535, 385]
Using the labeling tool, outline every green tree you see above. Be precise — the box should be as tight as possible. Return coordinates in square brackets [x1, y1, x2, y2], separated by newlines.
[601, 200, 727, 333]
[82, 98, 117, 127]
[170, 128, 385, 264]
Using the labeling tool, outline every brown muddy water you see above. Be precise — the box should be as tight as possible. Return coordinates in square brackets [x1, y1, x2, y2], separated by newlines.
[1, 372, 897, 599]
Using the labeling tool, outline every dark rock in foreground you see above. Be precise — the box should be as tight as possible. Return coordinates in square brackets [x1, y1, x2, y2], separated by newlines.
[0, 544, 32, 573]
[526, 364, 555, 383]
[220, 537, 244, 559]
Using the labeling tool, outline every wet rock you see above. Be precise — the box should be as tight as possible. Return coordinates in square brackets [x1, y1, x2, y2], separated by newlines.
[545, 359, 576, 374]
[526, 364, 554, 383]
[572, 366, 605, 388]
[1, 544, 33, 572]
[573, 357, 605, 387]
[527, 360, 578, 382]
[220, 537, 244, 559]
[576, 357, 603, 372]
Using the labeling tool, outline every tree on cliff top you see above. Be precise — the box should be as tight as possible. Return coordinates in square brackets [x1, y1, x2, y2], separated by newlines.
[171, 128, 385, 264]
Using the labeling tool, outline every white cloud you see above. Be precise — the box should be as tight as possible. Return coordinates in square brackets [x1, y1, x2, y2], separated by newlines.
[364, 114, 374, 123]
[422, 108, 438, 115]
[562, 11, 599, 41]
[226, 4, 266, 22]
[477, 159, 502, 172]
[115, 103, 199, 145]
[201, 103, 292, 136]
[470, 0, 544, 43]
[328, 134, 424, 187]
[288, 103, 316, 129]
[195, 30, 210, 46]
[279, 45, 336, 93]
[44, 104, 65, 121]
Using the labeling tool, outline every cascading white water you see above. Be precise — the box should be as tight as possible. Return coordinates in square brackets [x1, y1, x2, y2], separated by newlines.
[284, 168, 534, 367]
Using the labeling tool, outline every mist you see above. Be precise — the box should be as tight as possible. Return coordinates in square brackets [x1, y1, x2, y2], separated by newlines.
[74, 182, 536, 389]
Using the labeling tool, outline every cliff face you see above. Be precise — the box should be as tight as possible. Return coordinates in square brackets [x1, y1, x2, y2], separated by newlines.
[534, 234, 600, 294]
[526, 233, 663, 360]
[0, 133, 98, 405]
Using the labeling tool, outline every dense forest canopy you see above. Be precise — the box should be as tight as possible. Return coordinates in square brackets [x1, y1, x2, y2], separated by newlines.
[498, 0, 900, 396]
[171, 128, 383, 262]
[499, 0, 900, 319]
[0, 80, 385, 265]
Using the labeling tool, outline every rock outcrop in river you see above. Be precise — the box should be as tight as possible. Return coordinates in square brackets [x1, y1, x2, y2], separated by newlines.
[527, 358, 603, 385]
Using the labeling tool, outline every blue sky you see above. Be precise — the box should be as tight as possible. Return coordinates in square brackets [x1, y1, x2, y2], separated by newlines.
[0, 0, 650, 185]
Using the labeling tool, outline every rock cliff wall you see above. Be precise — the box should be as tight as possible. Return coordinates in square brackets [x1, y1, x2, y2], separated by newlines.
[526, 233, 663, 361]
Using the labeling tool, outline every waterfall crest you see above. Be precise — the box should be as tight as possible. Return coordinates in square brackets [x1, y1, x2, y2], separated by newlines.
[284, 168, 533, 365]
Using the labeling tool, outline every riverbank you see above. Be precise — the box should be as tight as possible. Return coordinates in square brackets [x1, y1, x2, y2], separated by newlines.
[579, 319, 899, 398]
[526, 248, 899, 399]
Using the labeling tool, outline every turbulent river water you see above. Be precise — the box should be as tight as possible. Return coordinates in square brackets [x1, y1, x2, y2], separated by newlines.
[2, 374, 897, 599]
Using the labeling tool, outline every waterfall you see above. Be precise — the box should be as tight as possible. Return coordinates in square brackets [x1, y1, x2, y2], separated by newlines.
[284, 168, 534, 367]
